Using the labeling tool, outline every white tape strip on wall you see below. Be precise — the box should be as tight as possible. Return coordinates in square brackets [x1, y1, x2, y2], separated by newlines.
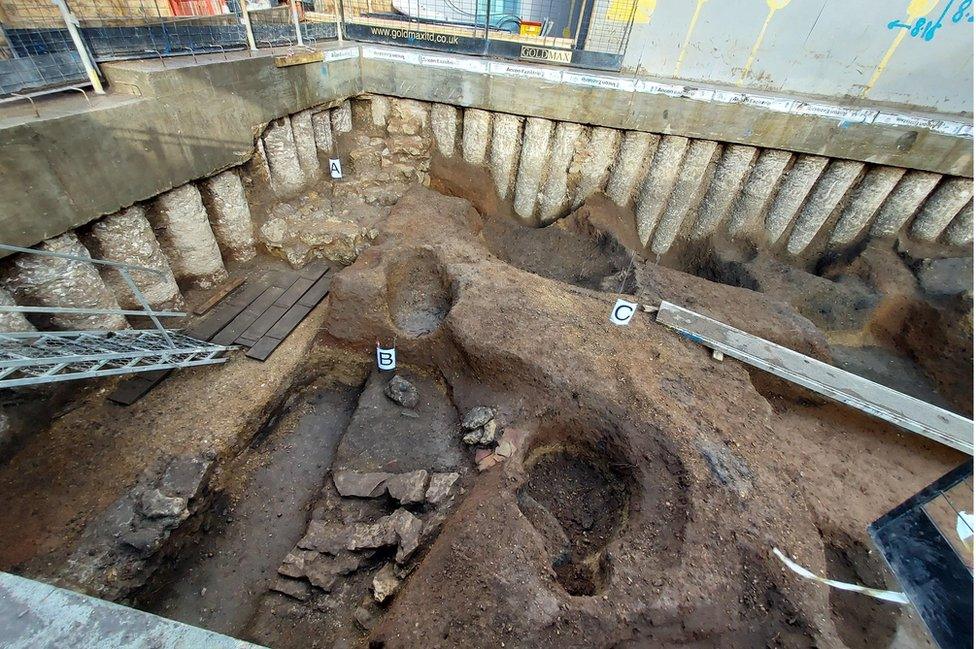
[352, 45, 972, 139]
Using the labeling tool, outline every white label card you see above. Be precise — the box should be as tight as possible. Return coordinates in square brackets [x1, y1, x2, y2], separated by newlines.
[376, 345, 396, 370]
[609, 299, 638, 326]
[329, 158, 342, 179]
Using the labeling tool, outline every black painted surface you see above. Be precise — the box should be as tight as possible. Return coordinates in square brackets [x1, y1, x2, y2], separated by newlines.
[869, 461, 974, 649]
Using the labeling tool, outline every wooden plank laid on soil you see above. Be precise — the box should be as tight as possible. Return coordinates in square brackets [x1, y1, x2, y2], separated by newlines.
[656, 300, 974, 455]
[193, 276, 246, 315]
[246, 271, 332, 362]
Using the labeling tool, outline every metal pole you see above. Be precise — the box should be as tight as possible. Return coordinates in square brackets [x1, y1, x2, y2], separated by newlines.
[0, 306, 185, 317]
[0, 243, 165, 276]
[117, 268, 175, 348]
[51, 0, 105, 95]
[334, 0, 343, 42]
[240, 0, 258, 50]
[291, 0, 304, 46]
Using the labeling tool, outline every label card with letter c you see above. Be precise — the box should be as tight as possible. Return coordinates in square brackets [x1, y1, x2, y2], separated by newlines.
[609, 298, 637, 326]
[376, 345, 396, 370]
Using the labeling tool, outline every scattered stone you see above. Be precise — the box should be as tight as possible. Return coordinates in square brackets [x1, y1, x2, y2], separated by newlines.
[271, 576, 312, 601]
[479, 419, 498, 445]
[298, 520, 351, 555]
[330, 551, 362, 575]
[425, 472, 460, 505]
[384, 375, 420, 408]
[474, 448, 493, 463]
[389, 508, 423, 563]
[304, 560, 338, 591]
[461, 430, 483, 446]
[278, 550, 318, 578]
[120, 527, 166, 556]
[386, 470, 429, 505]
[140, 489, 187, 519]
[372, 563, 401, 603]
[462, 406, 495, 430]
[347, 519, 398, 551]
[494, 440, 514, 458]
[353, 606, 375, 631]
[915, 257, 973, 297]
[477, 455, 500, 472]
[332, 471, 391, 498]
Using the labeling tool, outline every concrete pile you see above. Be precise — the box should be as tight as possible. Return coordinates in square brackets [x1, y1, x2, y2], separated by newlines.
[148, 185, 228, 290]
[0, 232, 128, 331]
[82, 205, 183, 311]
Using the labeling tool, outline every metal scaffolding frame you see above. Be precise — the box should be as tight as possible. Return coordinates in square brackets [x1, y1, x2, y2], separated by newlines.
[0, 243, 232, 388]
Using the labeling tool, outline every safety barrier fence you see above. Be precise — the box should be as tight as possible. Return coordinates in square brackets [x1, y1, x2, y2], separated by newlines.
[0, 0, 633, 96]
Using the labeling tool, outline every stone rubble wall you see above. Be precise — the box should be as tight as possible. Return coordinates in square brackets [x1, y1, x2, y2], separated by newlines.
[199, 171, 257, 263]
[148, 185, 228, 290]
[0, 233, 129, 331]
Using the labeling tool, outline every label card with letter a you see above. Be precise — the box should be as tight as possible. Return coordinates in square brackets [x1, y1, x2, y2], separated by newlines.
[609, 298, 638, 326]
[329, 158, 343, 179]
[376, 345, 396, 371]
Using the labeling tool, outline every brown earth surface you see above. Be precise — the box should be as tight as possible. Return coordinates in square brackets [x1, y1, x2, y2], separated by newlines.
[0, 179, 967, 649]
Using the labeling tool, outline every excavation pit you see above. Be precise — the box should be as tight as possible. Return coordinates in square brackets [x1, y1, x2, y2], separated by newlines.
[0, 90, 970, 649]
[518, 446, 631, 596]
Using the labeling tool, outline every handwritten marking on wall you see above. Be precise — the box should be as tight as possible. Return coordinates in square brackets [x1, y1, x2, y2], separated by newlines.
[673, 0, 709, 77]
[887, 0, 973, 41]
[738, 0, 793, 85]
[862, 0, 944, 97]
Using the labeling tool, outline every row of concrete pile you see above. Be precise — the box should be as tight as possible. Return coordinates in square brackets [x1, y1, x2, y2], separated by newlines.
[365, 97, 972, 257]
[258, 100, 352, 198]
[0, 169, 255, 332]
[0, 97, 357, 335]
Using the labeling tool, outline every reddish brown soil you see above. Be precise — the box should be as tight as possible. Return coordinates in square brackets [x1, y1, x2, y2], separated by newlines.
[0, 176, 964, 649]
[319, 186, 958, 648]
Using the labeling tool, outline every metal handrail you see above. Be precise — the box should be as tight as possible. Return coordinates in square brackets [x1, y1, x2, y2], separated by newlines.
[0, 243, 183, 347]
[0, 243, 165, 276]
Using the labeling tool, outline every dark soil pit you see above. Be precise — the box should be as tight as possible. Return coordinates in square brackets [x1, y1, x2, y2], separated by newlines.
[517, 446, 630, 596]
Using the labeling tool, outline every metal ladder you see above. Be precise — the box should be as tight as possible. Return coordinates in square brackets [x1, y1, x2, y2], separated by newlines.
[0, 243, 232, 389]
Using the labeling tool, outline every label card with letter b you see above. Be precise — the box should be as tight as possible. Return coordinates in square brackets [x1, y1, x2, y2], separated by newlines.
[329, 159, 343, 179]
[376, 345, 396, 371]
[609, 298, 637, 326]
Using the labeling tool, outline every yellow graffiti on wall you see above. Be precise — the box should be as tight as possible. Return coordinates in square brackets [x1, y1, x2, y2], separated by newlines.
[737, 0, 793, 85]
[607, 0, 656, 23]
[861, 0, 940, 96]
[673, 0, 709, 77]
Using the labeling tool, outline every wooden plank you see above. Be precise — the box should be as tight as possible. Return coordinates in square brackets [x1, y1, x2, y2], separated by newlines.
[297, 273, 332, 308]
[107, 370, 170, 405]
[244, 336, 284, 362]
[211, 286, 285, 346]
[656, 301, 974, 455]
[265, 304, 313, 340]
[272, 277, 316, 309]
[187, 281, 269, 340]
[298, 260, 330, 280]
[193, 276, 246, 315]
[238, 305, 289, 344]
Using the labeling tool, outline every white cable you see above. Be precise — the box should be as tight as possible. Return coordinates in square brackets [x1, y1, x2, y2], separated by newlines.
[772, 547, 910, 605]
